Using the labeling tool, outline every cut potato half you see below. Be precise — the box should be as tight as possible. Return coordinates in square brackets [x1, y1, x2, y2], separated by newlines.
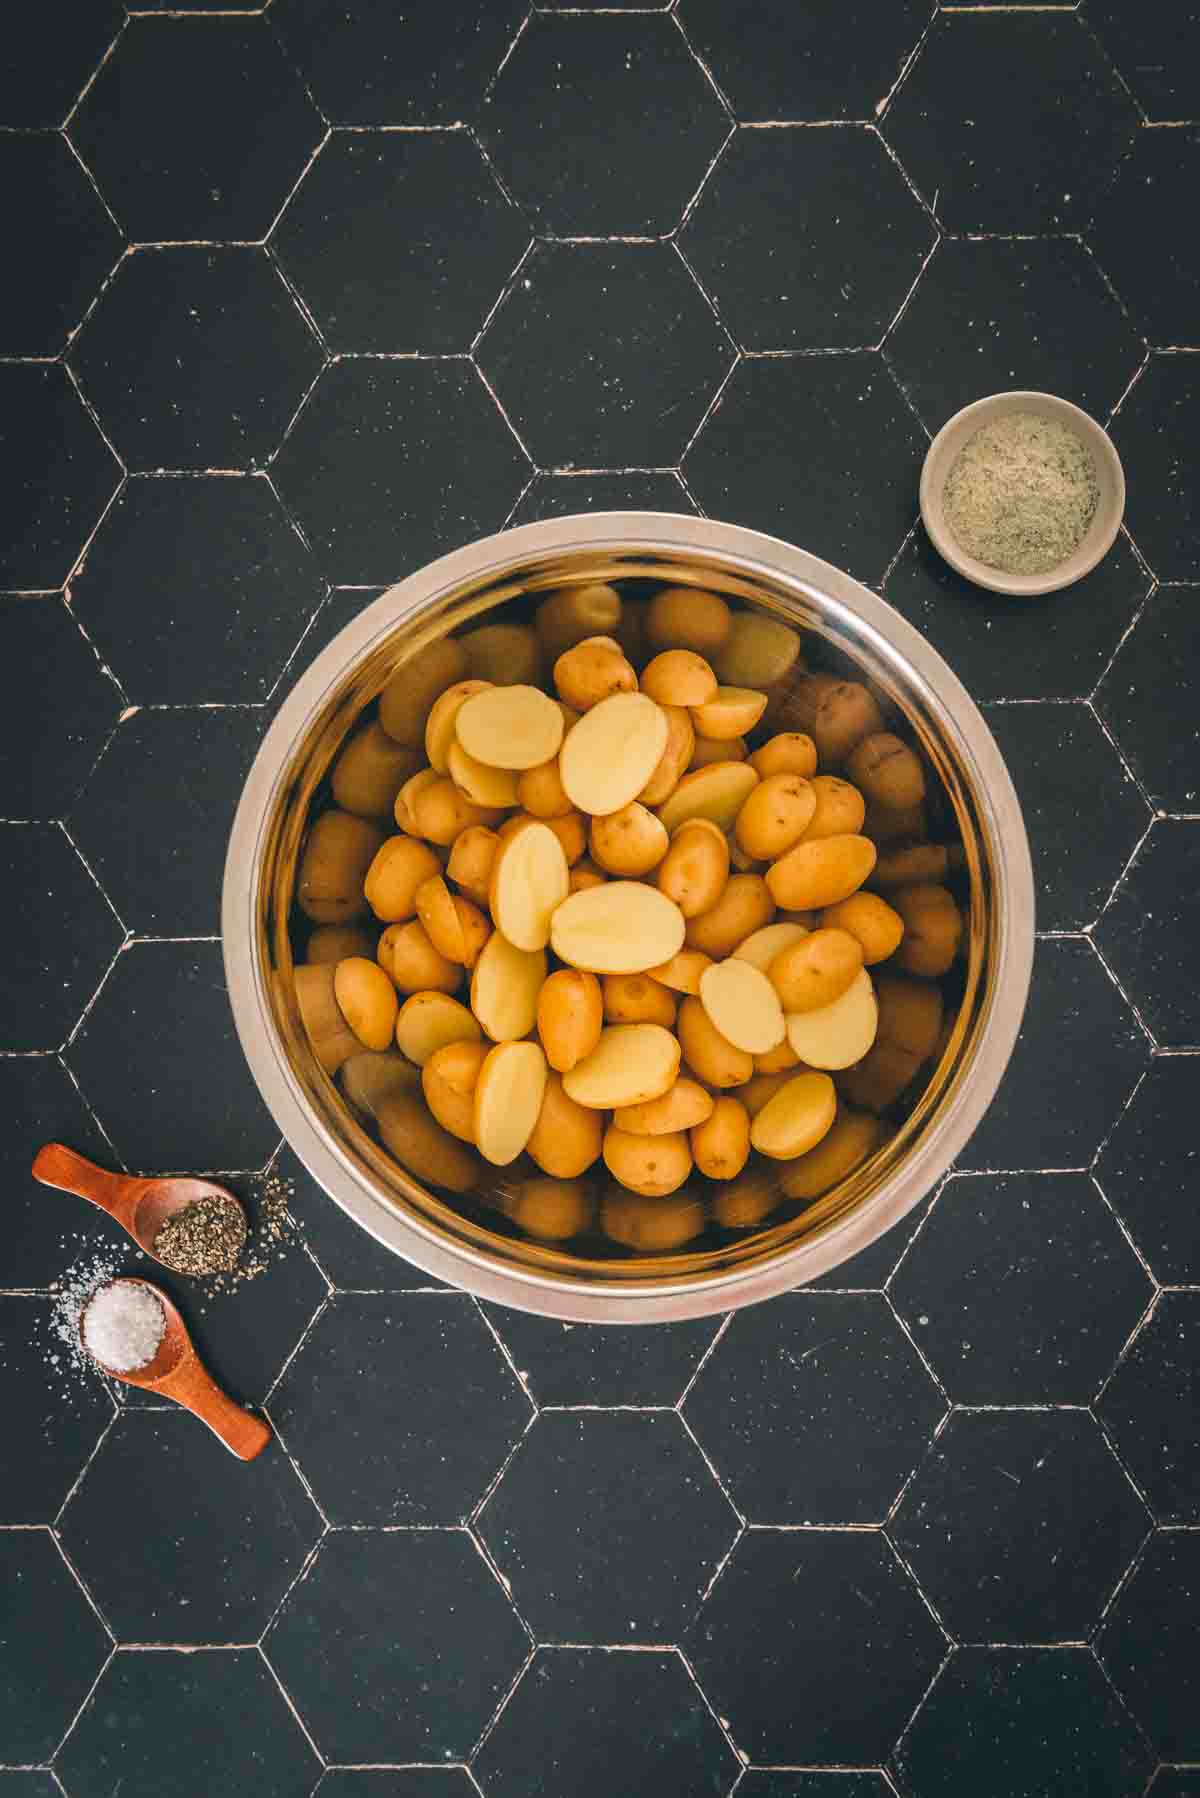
[559, 691, 669, 816]
[562, 1023, 681, 1109]
[446, 739, 519, 808]
[394, 991, 481, 1066]
[470, 931, 546, 1042]
[699, 958, 785, 1055]
[733, 921, 810, 972]
[490, 820, 570, 952]
[551, 881, 685, 975]
[750, 1070, 837, 1160]
[425, 678, 491, 772]
[785, 967, 878, 1070]
[690, 685, 768, 740]
[655, 761, 759, 835]
[474, 1041, 548, 1166]
[614, 1077, 714, 1136]
[455, 683, 564, 770]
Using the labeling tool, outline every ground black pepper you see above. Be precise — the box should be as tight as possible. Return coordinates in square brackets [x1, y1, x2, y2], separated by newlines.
[153, 1193, 247, 1275]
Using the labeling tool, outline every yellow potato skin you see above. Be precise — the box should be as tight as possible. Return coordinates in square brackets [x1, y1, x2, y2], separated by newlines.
[603, 1126, 693, 1196]
[780, 1109, 886, 1200]
[893, 883, 963, 977]
[527, 1071, 604, 1179]
[750, 732, 817, 781]
[536, 968, 604, 1073]
[768, 928, 863, 1014]
[735, 773, 817, 861]
[690, 1097, 751, 1180]
[677, 995, 754, 1088]
[820, 892, 904, 965]
[657, 819, 730, 919]
[298, 811, 385, 924]
[603, 974, 678, 1029]
[685, 874, 775, 960]
[765, 834, 876, 911]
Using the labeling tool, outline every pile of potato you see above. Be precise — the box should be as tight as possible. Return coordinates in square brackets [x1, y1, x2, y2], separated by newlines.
[292, 581, 965, 1252]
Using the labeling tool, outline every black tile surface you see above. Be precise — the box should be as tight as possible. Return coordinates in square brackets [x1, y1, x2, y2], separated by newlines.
[0, 1531, 109, 1764]
[1087, 3, 1200, 121]
[69, 16, 323, 244]
[478, 241, 732, 470]
[271, 1292, 529, 1525]
[807, 1189, 935, 1292]
[1096, 1060, 1200, 1285]
[895, 1646, 1155, 1798]
[2, 1056, 115, 1291]
[474, 1648, 737, 1798]
[1096, 585, 1200, 812]
[479, 14, 726, 239]
[278, 1142, 444, 1290]
[1098, 1529, 1200, 1761]
[0, 0, 122, 130]
[1090, 129, 1200, 346]
[1112, 356, 1200, 581]
[483, 1307, 718, 1406]
[1098, 1293, 1200, 1524]
[318, 1777, 475, 1798]
[891, 1174, 1152, 1405]
[0, 133, 122, 359]
[264, 1529, 527, 1763]
[0, 823, 122, 1053]
[1096, 822, 1200, 1047]
[274, 130, 528, 354]
[738, 1779, 892, 1798]
[684, 1293, 944, 1524]
[682, 126, 933, 352]
[71, 247, 322, 472]
[478, 1410, 736, 1641]
[0, 361, 121, 591]
[57, 1648, 319, 1798]
[686, 1528, 944, 1765]
[0, 1296, 114, 1521]
[0, 1775, 58, 1797]
[0, 596, 118, 820]
[509, 470, 694, 525]
[1151, 1773, 1200, 1798]
[882, 11, 1136, 233]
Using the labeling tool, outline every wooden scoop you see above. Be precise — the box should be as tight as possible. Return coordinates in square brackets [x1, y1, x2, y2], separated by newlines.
[80, 1276, 271, 1461]
[32, 1142, 246, 1269]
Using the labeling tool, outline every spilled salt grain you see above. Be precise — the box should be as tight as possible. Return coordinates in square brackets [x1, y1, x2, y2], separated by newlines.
[82, 1282, 165, 1372]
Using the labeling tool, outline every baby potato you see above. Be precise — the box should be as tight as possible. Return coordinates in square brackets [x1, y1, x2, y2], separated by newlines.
[446, 825, 500, 906]
[422, 1038, 488, 1142]
[871, 842, 956, 888]
[554, 635, 637, 712]
[685, 873, 775, 959]
[603, 973, 677, 1029]
[801, 775, 866, 843]
[837, 1040, 922, 1113]
[497, 1177, 596, 1242]
[569, 858, 607, 893]
[535, 583, 623, 663]
[294, 962, 361, 1074]
[614, 1077, 713, 1136]
[563, 1023, 681, 1110]
[364, 834, 441, 924]
[334, 956, 398, 1051]
[645, 585, 732, 656]
[712, 1172, 777, 1228]
[339, 1049, 418, 1119]
[874, 973, 944, 1060]
[766, 833, 876, 910]
[394, 767, 441, 835]
[893, 883, 963, 977]
[780, 1108, 885, 1201]
[543, 810, 588, 866]
[537, 967, 603, 1073]
[614, 596, 648, 669]
[456, 683, 565, 772]
[395, 991, 480, 1066]
[377, 920, 461, 995]
[425, 678, 491, 773]
[732, 920, 810, 972]
[590, 802, 669, 878]
[332, 719, 421, 818]
[601, 1188, 705, 1251]
[739, 1069, 795, 1117]
[690, 685, 768, 740]
[677, 994, 754, 1088]
[754, 1036, 802, 1073]
[639, 704, 695, 807]
[750, 732, 817, 781]
[376, 1091, 478, 1191]
[460, 621, 540, 687]
[517, 756, 573, 820]
[657, 818, 730, 919]
[526, 1071, 604, 1178]
[846, 732, 926, 811]
[378, 637, 468, 747]
[864, 799, 926, 846]
[820, 892, 904, 965]
[690, 734, 746, 768]
[750, 1069, 837, 1160]
[645, 947, 713, 996]
[603, 1125, 693, 1197]
[734, 772, 817, 861]
[474, 1040, 548, 1166]
[551, 880, 685, 976]
[560, 692, 668, 817]
[298, 810, 384, 924]
[690, 1095, 751, 1180]
[699, 958, 785, 1054]
[307, 922, 376, 965]
[412, 777, 503, 847]
[655, 761, 759, 836]
[787, 671, 841, 733]
[768, 927, 863, 1014]
[786, 967, 878, 1070]
[640, 649, 718, 708]
[415, 875, 490, 968]
[470, 931, 546, 1042]
[490, 819, 570, 952]
[811, 680, 885, 765]
[446, 740, 519, 810]
[713, 611, 803, 690]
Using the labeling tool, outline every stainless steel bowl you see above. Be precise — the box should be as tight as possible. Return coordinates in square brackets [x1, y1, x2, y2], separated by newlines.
[222, 513, 1034, 1322]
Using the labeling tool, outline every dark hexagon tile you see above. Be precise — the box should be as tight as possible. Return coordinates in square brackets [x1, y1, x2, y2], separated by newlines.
[738, 1779, 892, 1798]
[684, 354, 924, 587]
[508, 471, 693, 525]
[684, 1293, 943, 1525]
[1088, 4, 1200, 121]
[686, 1530, 943, 1765]
[277, 1143, 442, 1291]
[318, 1776, 475, 1797]
[881, 12, 1136, 234]
[57, 1648, 319, 1798]
[1090, 130, 1200, 348]
[886, 238, 1144, 436]
[0, 1775, 59, 1797]
[0, 134, 122, 357]
[273, 359, 527, 585]
[954, 938, 1147, 1173]
[1099, 1294, 1200, 1524]
[0, 1297, 114, 1521]
[1096, 1060, 1200, 1286]
[0, 597, 118, 820]
[808, 1190, 935, 1293]
[1111, 357, 1200, 581]
[475, 1648, 737, 1798]
[1150, 1773, 1200, 1798]
[1098, 1530, 1200, 1760]
[273, 0, 526, 127]
[478, 241, 732, 471]
[70, 474, 325, 705]
[478, 14, 727, 238]
[0, 0, 122, 129]
[60, 1411, 320, 1642]
[679, 0, 928, 123]
[891, 1409, 1147, 1645]
[982, 703, 1149, 931]
[895, 1646, 1154, 1798]
[891, 1173, 1152, 1405]
[481, 1307, 718, 1406]
[271, 1293, 529, 1525]
[0, 1532, 108, 1764]
[5, 1056, 116, 1291]
[477, 1411, 737, 1641]
[274, 130, 527, 354]
[67, 708, 264, 939]
[1096, 823, 1200, 1047]
[1096, 586, 1200, 812]
[681, 127, 933, 352]
[66, 941, 277, 1174]
[70, 247, 322, 472]
[0, 362, 121, 592]
[0, 825, 122, 1054]
[884, 524, 1151, 703]
[265, 1529, 526, 1764]
[68, 16, 324, 244]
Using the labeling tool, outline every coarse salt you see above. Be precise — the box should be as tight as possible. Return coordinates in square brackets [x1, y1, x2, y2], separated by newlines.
[83, 1281, 165, 1372]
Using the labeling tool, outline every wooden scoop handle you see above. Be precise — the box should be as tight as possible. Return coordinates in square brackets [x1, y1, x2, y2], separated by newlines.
[32, 1142, 142, 1233]
[156, 1354, 272, 1461]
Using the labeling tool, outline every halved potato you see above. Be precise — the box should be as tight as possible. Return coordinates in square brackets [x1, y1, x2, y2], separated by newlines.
[603, 973, 677, 1028]
[394, 991, 480, 1066]
[562, 1023, 681, 1109]
[470, 931, 546, 1041]
[645, 586, 732, 656]
[732, 920, 809, 972]
[699, 958, 785, 1054]
[489, 820, 570, 952]
[590, 802, 669, 877]
[677, 994, 753, 1088]
[690, 685, 768, 740]
[690, 1095, 751, 1180]
[739, 1069, 795, 1117]
[655, 761, 759, 835]
[551, 880, 685, 975]
[446, 825, 500, 906]
[455, 683, 565, 771]
[394, 767, 441, 835]
[422, 1038, 488, 1141]
[645, 947, 713, 995]
[333, 956, 398, 1051]
[537, 967, 603, 1073]
[559, 692, 669, 816]
[604, 1126, 692, 1197]
[526, 1071, 604, 1178]
[425, 678, 491, 772]
[640, 649, 718, 708]
[378, 637, 468, 746]
[460, 621, 540, 686]
[750, 1069, 837, 1159]
[614, 1077, 714, 1136]
[785, 967, 878, 1070]
[414, 876, 490, 969]
[656, 817, 730, 918]
[713, 612, 802, 689]
[639, 704, 695, 807]
[474, 1041, 548, 1166]
[376, 1091, 478, 1190]
[446, 739, 519, 809]
[377, 920, 461, 995]
[780, 1108, 885, 1200]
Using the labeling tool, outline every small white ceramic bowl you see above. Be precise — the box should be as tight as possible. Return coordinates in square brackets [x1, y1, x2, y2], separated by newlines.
[919, 389, 1126, 597]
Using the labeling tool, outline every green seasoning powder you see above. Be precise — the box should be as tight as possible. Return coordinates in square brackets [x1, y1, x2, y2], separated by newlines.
[941, 410, 1100, 577]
